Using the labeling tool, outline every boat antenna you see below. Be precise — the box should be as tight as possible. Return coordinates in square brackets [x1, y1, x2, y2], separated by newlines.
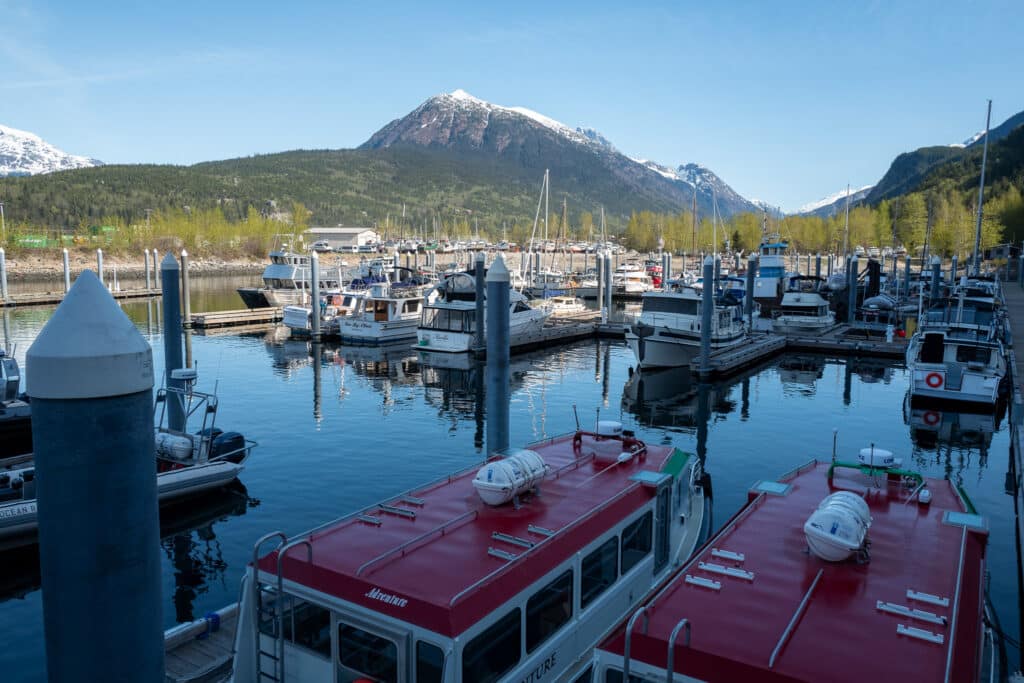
[595, 406, 600, 432]
[971, 99, 992, 276]
[832, 428, 838, 463]
[573, 403, 580, 431]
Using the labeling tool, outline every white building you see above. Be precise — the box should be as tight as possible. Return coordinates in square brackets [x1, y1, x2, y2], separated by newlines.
[305, 227, 380, 250]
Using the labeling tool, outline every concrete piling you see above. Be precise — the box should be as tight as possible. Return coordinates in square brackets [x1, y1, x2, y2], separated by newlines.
[597, 254, 605, 322]
[0, 248, 7, 301]
[485, 255, 511, 455]
[62, 249, 71, 292]
[160, 254, 186, 431]
[153, 249, 160, 291]
[603, 253, 613, 321]
[28, 270, 164, 682]
[950, 255, 958, 285]
[713, 254, 721, 283]
[474, 252, 486, 351]
[180, 250, 191, 328]
[310, 251, 322, 341]
[930, 256, 941, 301]
[815, 253, 821, 280]
[665, 253, 672, 283]
[144, 249, 151, 289]
[745, 254, 757, 326]
[700, 256, 714, 375]
[904, 254, 912, 296]
[97, 248, 104, 286]
[847, 255, 858, 324]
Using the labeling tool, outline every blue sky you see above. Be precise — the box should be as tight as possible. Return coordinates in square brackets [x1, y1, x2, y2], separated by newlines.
[3, 0, 1021, 212]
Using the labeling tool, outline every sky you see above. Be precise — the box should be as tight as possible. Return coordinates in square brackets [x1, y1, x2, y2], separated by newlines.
[2, 0, 1022, 213]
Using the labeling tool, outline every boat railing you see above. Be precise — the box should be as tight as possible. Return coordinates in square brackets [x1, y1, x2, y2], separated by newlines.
[621, 605, 650, 682]
[356, 510, 479, 577]
[943, 525, 969, 683]
[665, 617, 692, 683]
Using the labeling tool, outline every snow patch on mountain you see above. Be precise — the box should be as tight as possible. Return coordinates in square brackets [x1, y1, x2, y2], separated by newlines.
[0, 124, 101, 176]
[796, 184, 874, 215]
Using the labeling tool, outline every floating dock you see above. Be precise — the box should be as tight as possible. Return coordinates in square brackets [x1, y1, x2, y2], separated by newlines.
[190, 308, 282, 329]
[163, 603, 237, 683]
[1, 287, 160, 308]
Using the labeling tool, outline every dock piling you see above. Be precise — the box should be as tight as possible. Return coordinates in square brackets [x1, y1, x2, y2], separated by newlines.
[701, 256, 714, 375]
[745, 254, 757, 326]
[603, 253, 613, 321]
[597, 253, 606, 322]
[714, 254, 721, 283]
[310, 251, 322, 341]
[485, 255, 511, 455]
[930, 256, 941, 301]
[950, 255, 958, 285]
[180, 250, 192, 328]
[815, 253, 821, 280]
[96, 248, 104, 286]
[847, 255, 858, 324]
[0, 248, 7, 300]
[904, 254, 912, 296]
[153, 249, 160, 291]
[144, 249, 151, 289]
[161, 254, 186, 431]
[474, 252, 486, 351]
[28, 270, 164, 682]
[62, 249, 71, 292]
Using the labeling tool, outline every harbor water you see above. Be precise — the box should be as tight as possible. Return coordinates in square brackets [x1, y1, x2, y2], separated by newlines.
[0, 275, 1020, 681]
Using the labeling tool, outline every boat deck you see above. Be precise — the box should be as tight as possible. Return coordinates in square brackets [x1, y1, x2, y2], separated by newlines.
[260, 432, 682, 636]
[164, 605, 237, 683]
[600, 460, 987, 682]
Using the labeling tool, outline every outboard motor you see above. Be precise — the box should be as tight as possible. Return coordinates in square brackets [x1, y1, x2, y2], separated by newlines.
[0, 351, 20, 403]
[210, 431, 247, 463]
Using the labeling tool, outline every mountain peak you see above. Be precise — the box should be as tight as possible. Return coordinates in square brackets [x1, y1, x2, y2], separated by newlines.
[0, 124, 101, 176]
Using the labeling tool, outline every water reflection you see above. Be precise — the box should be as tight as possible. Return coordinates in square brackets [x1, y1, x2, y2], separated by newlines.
[776, 355, 825, 395]
[0, 482, 253, 611]
[903, 393, 1006, 484]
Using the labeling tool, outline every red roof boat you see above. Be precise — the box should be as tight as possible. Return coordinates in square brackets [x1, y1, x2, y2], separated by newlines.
[231, 424, 708, 683]
[593, 456, 991, 683]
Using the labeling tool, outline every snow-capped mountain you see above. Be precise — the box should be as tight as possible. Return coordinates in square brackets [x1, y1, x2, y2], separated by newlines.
[362, 89, 763, 216]
[0, 124, 101, 176]
[795, 185, 874, 218]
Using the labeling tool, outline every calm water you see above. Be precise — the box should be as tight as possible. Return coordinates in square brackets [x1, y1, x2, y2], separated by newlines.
[1, 278, 1020, 681]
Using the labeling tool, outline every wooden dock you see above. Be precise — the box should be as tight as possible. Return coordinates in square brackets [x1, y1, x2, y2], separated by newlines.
[1, 287, 160, 308]
[693, 335, 788, 379]
[190, 308, 282, 329]
[164, 603, 237, 683]
[787, 324, 908, 359]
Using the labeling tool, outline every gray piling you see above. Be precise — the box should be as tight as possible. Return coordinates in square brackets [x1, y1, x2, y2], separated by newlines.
[745, 254, 757, 325]
[904, 254, 912, 296]
[485, 255, 511, 455]
[310, 251, 322, 341]
[815, 253, 821, 279]
[180, 250, 192, 329]
[474, 252, 486, 351]
[827, 254, 833, 277]
[950, 255, 958, 284]
[603, 253, 613, 320]
[0, 248, 7, 301]
[96, 248, 104, 286]
[534, 252, 541, 278]
[847, 255, 858, 324]
[160, 254, 186, 431]
[666, 253, 673, 283]
[713, 254, 721, 283]
[153, 249, 160, 291]
[28, 270, 163, 682]
[596, 254, 605, 318]
[144, 249, 151, 289]
[930, 256, 941, 301]
[60, 248, 70, 293]
[806, 253, 811, 275]
[393, 249, 400, 280]
[700, 256, 714, 375]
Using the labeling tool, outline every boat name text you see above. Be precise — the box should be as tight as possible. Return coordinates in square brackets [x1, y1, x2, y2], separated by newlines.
[365, 587, 408, 608]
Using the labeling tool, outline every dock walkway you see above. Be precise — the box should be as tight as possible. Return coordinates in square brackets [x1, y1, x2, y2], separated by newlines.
[1, 287, 160, 308]
[164, 603, 237, 683]
[1003, 283, 1024, 396]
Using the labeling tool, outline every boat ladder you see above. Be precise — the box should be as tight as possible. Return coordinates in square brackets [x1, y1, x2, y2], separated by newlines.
[251, 532, 287, 683]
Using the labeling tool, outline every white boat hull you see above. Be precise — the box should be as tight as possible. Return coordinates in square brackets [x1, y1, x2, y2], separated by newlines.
[909, 367, 1002, 405]
[336, 317, 418, 344]
[416, 312, 549, 353]
[626, 328, 747, 368]
[771, 315, 835, 336]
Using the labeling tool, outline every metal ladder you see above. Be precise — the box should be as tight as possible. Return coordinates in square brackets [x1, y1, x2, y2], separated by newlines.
[251, 532, 287, 683]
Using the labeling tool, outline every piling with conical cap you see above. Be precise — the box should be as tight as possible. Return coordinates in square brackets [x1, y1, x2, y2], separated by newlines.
[475, 252, 486, 352]
[161, 253, 186, 431]
[485, 254, 511, 455]
[701, 256, 714, 374]
[28, 270, 163, 682]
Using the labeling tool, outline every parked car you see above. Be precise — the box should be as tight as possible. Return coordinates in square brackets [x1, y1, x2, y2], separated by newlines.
[311, 240, 332, 253]
[357, 244, 377, 254]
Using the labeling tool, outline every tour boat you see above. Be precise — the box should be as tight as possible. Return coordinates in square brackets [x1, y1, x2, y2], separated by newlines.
[238, 251, 344, 309]
[591, 451, 993, 683]
[0, 350, 31, 459]
[225, 423, 708, 683]
[772, 277, 835, 335]
[417, 272, 550, 353]
[625, 282, 746, 368]
[0, 371, 255, 548]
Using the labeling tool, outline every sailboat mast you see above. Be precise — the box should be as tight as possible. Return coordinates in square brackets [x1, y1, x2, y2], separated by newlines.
[972, 99, 993, 275]
[691, 189, 698, 253]
[544, 169, 550, 243]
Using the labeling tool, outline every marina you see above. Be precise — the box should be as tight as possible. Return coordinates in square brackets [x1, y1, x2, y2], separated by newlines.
[0, 268, 1023, 681]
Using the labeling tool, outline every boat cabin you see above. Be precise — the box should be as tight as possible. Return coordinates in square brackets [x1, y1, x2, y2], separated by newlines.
[233, 429, 707, 683]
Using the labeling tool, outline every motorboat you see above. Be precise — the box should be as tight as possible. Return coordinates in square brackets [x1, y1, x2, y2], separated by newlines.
[282, 291, 364, 337]
[905, 325, 1007, 406]
[534, 294, 588, 317]
[0, 350, 31, 460]
[772, 277, 835, 335]
[625, 281, 747, 368]
[335, 281, 437, 344]
[591, 452, 995, 682]
[238, 251, 344, 309]
[0, 370, 256, 548]
[613, 263, 653, 295]
[417, 272, 550, 353]
[213, 423, 708, 683]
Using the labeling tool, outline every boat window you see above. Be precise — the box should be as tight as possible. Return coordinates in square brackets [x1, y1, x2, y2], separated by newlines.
[581, 537, 618, 609]
[956, 345, 991, 365]
[921, 333, 945, 363]
[571, 665, 594, 683]
[526, 569, 573, 653]
[461, 608, 521, 683]
[415, 641, 445, 683]
[603, 668, 647, 683]
[338, 622, 398, 683]
[621, 511, 653, 574]
[514, 300, 532, 313]
[257, 592, 331, 658]
[405, 300, 420, 314]
[642, 297, 697, 315]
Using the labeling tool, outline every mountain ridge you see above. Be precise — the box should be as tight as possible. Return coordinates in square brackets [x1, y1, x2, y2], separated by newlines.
[0, 124, 102, 177]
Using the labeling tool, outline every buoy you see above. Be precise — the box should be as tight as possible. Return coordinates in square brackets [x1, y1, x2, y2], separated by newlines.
[925, 372, 944, 389]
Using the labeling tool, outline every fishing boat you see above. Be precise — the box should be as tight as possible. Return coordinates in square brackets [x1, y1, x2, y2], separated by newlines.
[0, 370, 255, 548]
[238, 251, 344, 309]
[334, 281, 437, 345]
[223, 421, 708, 683]
[417, 272, 550, 353]
[591, 450, 994, 682]
[752, 218, 790, 313]
[905, 324, 1007, 406]
[0, 349, 31, 460]
[772, 277, 835, 335]
[625, 282, 746, 368]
